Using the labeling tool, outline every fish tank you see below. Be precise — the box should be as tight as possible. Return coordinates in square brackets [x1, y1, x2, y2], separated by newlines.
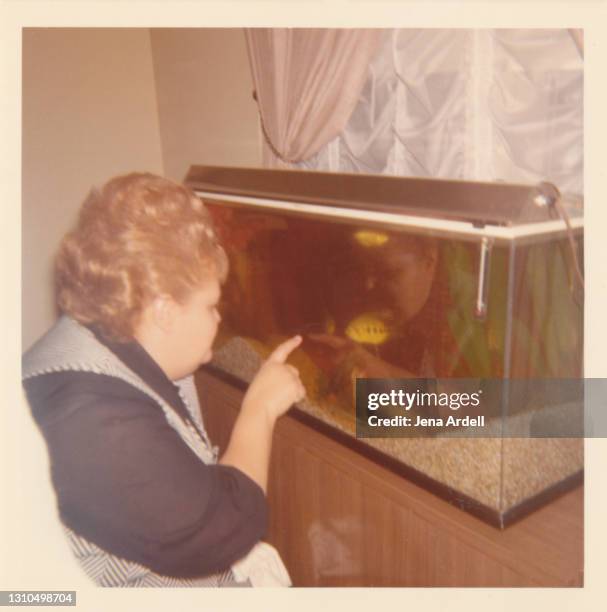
[185, 165, 584, 526]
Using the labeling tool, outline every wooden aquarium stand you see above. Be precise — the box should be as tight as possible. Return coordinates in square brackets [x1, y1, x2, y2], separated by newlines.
[195, 368, 583, 587]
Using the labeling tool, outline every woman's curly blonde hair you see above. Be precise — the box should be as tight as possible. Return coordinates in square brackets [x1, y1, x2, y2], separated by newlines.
[55, 172, 228, 342]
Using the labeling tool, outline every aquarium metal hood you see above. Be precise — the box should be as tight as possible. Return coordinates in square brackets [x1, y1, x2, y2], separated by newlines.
[185, 165, 583, 244]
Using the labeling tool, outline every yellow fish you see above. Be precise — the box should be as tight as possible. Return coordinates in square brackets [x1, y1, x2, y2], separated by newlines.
[353, 229, 389, 248]
[345, 312, 391, 345]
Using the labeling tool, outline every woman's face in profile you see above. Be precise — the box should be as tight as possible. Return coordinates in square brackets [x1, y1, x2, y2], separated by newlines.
[168, 278, 222, 378]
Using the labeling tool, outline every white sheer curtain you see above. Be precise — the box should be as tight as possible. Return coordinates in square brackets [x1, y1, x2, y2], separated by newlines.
[295, 29, 583, 196]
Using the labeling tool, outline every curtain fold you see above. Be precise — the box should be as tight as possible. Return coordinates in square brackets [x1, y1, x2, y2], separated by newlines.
[294, 29, 583, 196]
[245, 28, 383, 167]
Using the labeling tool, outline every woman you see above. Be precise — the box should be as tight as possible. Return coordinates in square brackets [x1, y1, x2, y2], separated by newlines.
[22, 173, 305, 587]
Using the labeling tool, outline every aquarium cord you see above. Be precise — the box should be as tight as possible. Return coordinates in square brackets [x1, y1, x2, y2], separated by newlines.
[553, 196, 585, 300]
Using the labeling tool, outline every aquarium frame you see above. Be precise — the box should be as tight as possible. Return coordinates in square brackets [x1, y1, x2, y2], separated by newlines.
[194, 190, 583, 247]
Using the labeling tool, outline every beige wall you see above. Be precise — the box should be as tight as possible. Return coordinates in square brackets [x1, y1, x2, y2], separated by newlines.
[150, 28, 260, 181]
[22, 28, 165, 350]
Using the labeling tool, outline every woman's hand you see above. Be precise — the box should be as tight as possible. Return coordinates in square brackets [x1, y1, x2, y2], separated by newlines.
[220, 335, 306, 492]
[243, 335, 306, 422]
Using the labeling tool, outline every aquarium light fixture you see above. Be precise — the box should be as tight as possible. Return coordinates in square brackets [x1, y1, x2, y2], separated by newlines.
[195, 190, 583, 244]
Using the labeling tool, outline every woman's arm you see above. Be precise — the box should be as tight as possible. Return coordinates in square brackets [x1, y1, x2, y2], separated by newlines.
[219, 335, 305, 493]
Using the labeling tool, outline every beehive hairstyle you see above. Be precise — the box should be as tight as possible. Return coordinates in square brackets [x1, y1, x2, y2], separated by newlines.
[55, 172, 228, 342]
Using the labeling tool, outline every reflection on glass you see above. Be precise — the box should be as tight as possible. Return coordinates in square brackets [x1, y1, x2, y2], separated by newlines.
[208, 203, 583, 435]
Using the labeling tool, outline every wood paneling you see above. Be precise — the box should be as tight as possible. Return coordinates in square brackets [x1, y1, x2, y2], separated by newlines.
[196, 370, 583, 587]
